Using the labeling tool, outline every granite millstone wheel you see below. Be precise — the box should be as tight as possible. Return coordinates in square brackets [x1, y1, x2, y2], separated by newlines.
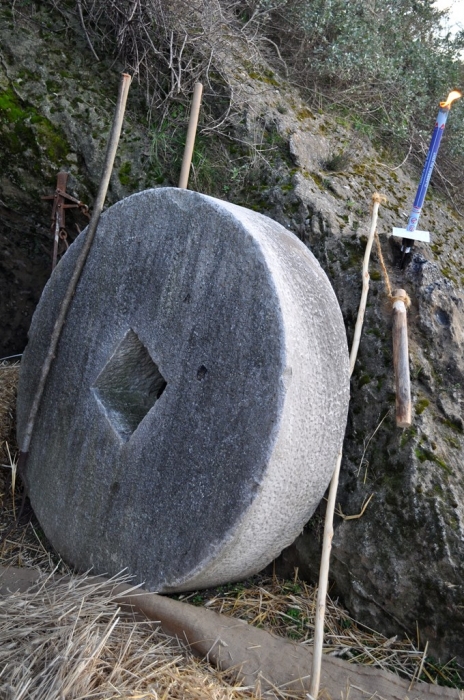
[17, 188, 350, 592]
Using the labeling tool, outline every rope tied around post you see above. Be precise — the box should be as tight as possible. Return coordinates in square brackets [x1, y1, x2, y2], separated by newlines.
[371, 191, 388, 208]
[391, 286, 412, 427]
[391, 290, 411, 307]
[374, 232, 412, 308]
[373, 232, 412, 427]
[309, 191, 413, 697]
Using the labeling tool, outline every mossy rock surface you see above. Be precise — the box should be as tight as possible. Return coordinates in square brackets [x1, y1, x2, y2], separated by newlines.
[0, 3, 150, 354]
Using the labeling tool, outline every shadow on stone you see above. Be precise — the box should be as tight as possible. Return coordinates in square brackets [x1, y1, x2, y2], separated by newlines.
[93, 329, 167, 442]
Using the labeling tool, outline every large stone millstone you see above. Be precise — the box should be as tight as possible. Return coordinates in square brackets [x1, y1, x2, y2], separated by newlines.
[17, 188, 349, 592]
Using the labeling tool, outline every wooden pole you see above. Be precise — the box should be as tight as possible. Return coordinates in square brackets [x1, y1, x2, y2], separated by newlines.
[178, 82, 203, 189]
[349, 196, 382, 374]
[392, 289, 411, 428]
[18, 73, 132, 472]
[308, 193, 386, 699]
[308, 446, 342, 700]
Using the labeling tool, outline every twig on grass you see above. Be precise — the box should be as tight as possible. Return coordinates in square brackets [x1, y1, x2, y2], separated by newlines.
[409, 640, 429, 690]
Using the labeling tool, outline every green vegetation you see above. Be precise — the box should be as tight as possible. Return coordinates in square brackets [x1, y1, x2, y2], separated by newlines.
[246, 67, 280, 86]
[244, 0, 464, 203]
[422, 656, 464, 689]
[415, 397, 430, 415]
[358, 374, 371, 389]
[118, 162, 133, 187]
[324, 149, 351, 172]
[415, 446, 453, 475]
[400, 426, 417, 447]
[257, 0, 463, 137]
[0, 86, 69, 181]
[148, 112, 246, 195]
[39, 0, 463, 206]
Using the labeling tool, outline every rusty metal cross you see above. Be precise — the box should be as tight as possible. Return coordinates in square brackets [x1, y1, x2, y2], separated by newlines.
[42, 171, 90, 270]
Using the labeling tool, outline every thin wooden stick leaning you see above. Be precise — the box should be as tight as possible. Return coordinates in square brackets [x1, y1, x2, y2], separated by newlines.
[349, 194, 386, 374]
[18, 73, 132, 474]
[178, 82, 203, 189]
[308, 192, 386, 699]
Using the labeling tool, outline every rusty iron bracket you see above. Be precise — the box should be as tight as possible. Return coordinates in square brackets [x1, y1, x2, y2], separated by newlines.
[42, 172, 90, 270]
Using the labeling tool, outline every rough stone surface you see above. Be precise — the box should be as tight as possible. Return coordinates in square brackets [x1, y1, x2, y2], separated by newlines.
[17, 188, 350, 592]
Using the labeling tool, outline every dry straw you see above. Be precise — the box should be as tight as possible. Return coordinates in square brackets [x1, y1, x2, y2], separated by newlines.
[0, 571, 259, 700]
[197, 576, 436, 685]
[1, 362, 20, 525]
[0, 361, 19, 464]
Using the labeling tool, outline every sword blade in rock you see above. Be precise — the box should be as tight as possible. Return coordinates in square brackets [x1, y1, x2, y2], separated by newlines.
[392, 90, 462, 265]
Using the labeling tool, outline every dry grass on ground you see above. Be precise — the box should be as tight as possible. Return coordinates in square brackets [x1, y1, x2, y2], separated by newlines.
[1, 362, 463, 698]
[0, 361, 18, 465]
[188, 577, 464, 688]
[1, 572, 259, 700]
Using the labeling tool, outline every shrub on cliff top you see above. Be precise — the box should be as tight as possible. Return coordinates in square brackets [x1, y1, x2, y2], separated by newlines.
[24, 0, 464, 202]
[242, 0, 464, 200]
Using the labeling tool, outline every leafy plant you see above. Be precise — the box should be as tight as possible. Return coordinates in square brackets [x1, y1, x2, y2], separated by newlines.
[242, 0, 464, 204]
[324, 149, 351, 172]
[36, 0, 464, 205]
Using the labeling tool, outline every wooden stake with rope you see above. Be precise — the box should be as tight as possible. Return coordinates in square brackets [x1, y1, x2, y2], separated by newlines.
[308, 192, 386, 699]
[374, 234, 412, 427]
[349, 193, 387, 374]
[391, 289, 412, 427]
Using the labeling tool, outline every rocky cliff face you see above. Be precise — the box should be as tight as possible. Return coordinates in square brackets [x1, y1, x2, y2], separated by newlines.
[260, 117, 464, 664]
[240, 83, 464, 665]
[2, 1, 464, 666]
[0, 2, 151, 354]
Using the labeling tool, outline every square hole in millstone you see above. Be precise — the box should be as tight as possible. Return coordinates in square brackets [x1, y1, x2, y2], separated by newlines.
[93, 330, 167, 442]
